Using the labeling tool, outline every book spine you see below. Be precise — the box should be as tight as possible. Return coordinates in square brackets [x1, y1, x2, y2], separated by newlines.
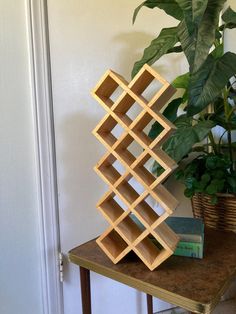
[174, 241, 203, 259]
[179, 234, 202, 243]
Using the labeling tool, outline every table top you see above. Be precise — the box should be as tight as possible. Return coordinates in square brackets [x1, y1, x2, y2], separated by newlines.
[69, 228, 236, 314]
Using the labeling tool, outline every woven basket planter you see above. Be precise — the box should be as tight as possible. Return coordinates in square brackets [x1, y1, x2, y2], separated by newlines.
[192, 193, 236, 233]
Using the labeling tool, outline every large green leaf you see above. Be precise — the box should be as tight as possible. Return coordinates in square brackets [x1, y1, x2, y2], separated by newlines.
[222, 6, 236, 29]
[133, 0, 183, 24]
[166, 45, 183, 53]
[211, 43, 223, 59]
[178, 0, 226, 73]
[148, 98, 182, 139]
[175, 0, 208, 32]
[192, 0, 225, 72]
[132, 27, 179, 78]
[163, 115, 216, 162]
[172, 72, 189, 89]
[177, 20, 195, 69]
[187, 52, 236, 116]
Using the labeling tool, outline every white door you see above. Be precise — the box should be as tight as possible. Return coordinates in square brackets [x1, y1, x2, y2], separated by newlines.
[0, 1, 51, 314]
[46, 1, 186, 313]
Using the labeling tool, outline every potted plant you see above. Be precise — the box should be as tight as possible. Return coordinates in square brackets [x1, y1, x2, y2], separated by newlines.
[132, 0, 236, 232]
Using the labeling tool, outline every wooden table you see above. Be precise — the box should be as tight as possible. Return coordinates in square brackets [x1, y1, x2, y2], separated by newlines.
[69, 228, 236, 314]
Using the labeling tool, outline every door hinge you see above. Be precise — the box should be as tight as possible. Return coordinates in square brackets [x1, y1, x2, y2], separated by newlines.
[59, 252, 64, 283]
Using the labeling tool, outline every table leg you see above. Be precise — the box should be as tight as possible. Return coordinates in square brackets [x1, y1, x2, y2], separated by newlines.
[80, 267, 92, 314]
[146, 294, 153, 314]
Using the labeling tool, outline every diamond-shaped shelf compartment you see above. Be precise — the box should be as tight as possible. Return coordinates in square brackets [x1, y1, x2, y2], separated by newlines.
[92, 64, 180, 271]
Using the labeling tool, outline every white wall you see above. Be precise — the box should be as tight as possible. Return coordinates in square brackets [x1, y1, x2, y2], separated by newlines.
[47, 1, 187, 314]
[225, 0, 236, 53]
[0, 1, 43, 314]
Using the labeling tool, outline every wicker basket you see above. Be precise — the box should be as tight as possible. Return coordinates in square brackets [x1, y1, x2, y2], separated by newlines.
[192, 193, 236, 233]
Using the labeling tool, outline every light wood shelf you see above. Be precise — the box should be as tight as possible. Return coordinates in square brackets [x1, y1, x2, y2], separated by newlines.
[92, 64, 180, 270]
[116, 214, 143, 243]
[134, 200, 160, 227]
[95, 153, 124, 186]
[135, 236, 162, 266]
[116, 180, 140, 205]
[98, 195, 125, 224]
[99, 229, 129, 261]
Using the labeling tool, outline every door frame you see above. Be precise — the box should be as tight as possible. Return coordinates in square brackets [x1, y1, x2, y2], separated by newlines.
[26, 0, 63, 313]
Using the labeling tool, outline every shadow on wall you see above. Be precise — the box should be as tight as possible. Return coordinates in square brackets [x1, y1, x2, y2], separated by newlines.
[58, 109, 110, 282]
[112, 31, 185, 81]
[57, 111, 108, 243]
[112, 31, 154, 78]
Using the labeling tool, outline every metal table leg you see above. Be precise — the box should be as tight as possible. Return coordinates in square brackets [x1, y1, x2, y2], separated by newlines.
[80, 267, 92, 314]
[147, 294, 153, 314]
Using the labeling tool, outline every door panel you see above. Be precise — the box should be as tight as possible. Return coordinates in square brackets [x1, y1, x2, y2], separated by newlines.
[0, 1, 44, 314]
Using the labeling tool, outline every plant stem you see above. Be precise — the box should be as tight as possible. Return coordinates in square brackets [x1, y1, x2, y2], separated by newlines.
[227, 129, 234, 172]
[208, 131, 218, 154]
[223, 87, 234, 171]
[218, 130, 227, 153]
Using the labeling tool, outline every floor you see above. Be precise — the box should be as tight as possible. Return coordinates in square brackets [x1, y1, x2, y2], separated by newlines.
[213, 298, 236, 313]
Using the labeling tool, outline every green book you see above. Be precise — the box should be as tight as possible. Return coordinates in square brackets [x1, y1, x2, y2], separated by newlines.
[174, 241, 203, 259]
[165, 217, 204, 243]
[130, 215, 204, 258]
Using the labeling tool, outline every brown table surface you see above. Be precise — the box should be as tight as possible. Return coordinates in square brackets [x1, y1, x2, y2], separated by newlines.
[69, 228, 236, 314]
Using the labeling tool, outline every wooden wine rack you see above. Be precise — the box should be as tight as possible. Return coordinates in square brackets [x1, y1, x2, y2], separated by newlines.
[92, 64, 179, 271]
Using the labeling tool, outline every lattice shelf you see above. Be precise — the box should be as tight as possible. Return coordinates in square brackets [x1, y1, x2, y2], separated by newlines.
[92, 64, 180, 271]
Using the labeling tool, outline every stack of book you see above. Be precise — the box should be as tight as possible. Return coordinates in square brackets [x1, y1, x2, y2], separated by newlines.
[165, 217, 204, 259]
[131, 215, 204, 259]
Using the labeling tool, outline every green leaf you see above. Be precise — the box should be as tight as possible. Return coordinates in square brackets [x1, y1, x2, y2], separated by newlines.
[177, 20, 196, 69]
[166, 45, 183, 54]
[205, 155, 218, 169]
[175, 0, 208, 32]
[211, 43, 224, 59]
[220, 7, 236, 30]
[187, 52, 236, 116]
[213, 97, 224, 114]
[151, 161, 165, 176]
[192, 145, 206, 152]
[177, 0, 226, 73]
[132, 27, 179, 78]
[222, 6, 236, 24]
[227, 176, 236, 189]
[133, 0, 183, 24]
[205, 154, 230, 170]
[214, 170, 225, 179]
[148, 97, 182, 139]
[201, 173, 211, 183]
[210, 195, 218, 204]
[163, 115, 216, 162]
[221, 23, 236, 30]
[175, 169, 184, 180]
[192, 0, 226, 72]
[194, 181, 206, 193]
[184, 159, 199, 174]
[184, 177, 197, 189]
[211, 178, 225, 191]
[172, 72, 190, 89]
[215, 29, 222, 39]
[206, 183, 218, 194]
[184, 188, 194, 198]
